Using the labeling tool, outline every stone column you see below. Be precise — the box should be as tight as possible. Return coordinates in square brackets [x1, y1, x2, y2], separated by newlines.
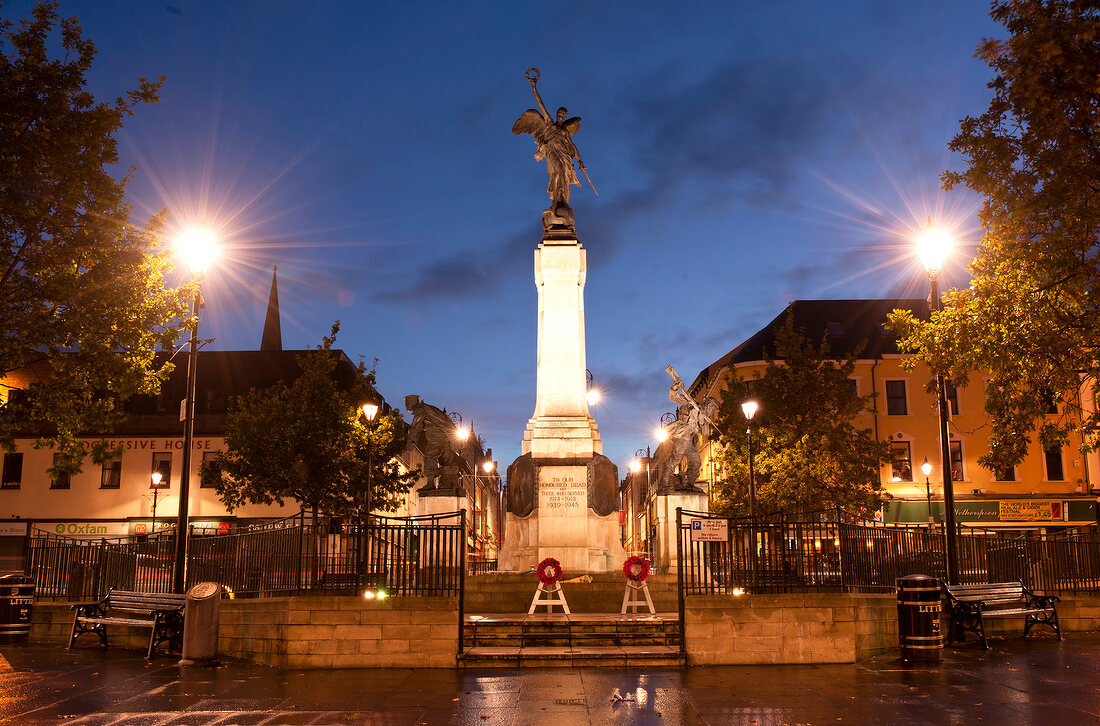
[500, 236, 624, 573]
[522, 238, 601, 459]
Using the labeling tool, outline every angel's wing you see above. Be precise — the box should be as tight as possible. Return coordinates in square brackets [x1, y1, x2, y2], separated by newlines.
[563, 116, 580, 135]
[512, 109, 544, 136]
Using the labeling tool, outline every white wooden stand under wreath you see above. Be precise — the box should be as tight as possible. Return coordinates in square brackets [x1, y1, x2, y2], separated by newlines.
[529, 581, 570, 614]
[621, 580, 655, 614]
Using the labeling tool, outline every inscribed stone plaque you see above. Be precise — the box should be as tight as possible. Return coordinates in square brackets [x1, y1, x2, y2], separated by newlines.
[539, 469, 586, 516]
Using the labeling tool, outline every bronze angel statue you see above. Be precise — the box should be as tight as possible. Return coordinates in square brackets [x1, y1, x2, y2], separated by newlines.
[512, 68, 595, 234]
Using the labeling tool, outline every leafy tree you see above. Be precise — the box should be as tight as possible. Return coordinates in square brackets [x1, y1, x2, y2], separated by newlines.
[710, 318, 892, 517]
[890, 0, 1100, 472]
[201, 325, 417, 520]
[0, 1, 189, 472]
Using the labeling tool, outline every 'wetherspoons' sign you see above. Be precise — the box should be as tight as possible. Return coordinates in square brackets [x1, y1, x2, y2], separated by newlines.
[690, 519, 728, 542]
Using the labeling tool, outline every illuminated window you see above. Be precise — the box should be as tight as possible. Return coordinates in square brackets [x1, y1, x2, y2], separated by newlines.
[890, 442, 913, 482]
[950, 441, 964, 481]
[885, 381, 907, 415]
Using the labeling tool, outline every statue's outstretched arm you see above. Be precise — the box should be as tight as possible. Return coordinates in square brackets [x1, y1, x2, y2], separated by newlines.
[527, 68, 551, 122]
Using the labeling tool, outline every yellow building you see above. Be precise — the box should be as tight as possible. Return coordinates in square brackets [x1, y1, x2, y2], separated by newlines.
[0, 272, 501, 570]
[686, 299, 1098, 530]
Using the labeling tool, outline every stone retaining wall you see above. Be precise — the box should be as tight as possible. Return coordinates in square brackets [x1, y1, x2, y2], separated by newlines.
[684, 592, 899, 664]
[31, 595, 458, 669]
[684, 592, 1100, 664]
[29, 592, 1100, 668]
[218, 595, 458, 668]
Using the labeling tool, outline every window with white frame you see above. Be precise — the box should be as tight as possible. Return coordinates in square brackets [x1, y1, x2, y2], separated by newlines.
[944, 381, 960, 416]
[1, 453, 23, 489]
[100, 459, 121, 489]
[1044, 445, 1065, 481]
[885, 380, 908, 415]
[890, 441, 913, 482]
[151, 453, 172, 488]
[950, 441, 964, 481]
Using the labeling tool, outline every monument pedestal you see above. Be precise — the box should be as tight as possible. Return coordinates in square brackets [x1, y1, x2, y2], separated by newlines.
[652, 488, 708, 574]
[500, 462, 624, 574]
[414, 488, 468, 518]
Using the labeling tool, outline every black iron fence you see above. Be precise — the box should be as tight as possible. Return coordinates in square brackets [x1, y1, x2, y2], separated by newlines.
[678, 508, 1100, 596]
[26, 510, 467, 600]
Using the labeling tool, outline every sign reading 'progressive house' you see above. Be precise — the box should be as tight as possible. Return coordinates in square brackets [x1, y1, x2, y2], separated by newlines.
[999, 500, 1063, 521]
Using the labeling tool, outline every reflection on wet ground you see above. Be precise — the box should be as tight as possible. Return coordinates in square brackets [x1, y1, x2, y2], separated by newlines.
[2, 634, 1098, 724]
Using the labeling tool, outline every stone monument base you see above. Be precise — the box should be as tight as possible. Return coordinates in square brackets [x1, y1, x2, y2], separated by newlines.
[499, 458, 626, 574]
[652, 487, 708, 573]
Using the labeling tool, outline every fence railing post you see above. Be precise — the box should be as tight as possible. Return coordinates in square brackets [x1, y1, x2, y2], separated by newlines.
[458, 508, 466, 658]
[676, 507, 686, 661]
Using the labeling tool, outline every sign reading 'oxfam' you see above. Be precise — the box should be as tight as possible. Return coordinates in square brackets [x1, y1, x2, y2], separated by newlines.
[52, 522, 129, 537]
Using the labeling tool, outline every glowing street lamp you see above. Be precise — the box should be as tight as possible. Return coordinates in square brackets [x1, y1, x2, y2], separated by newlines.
[150, 471, 162, 535]
[172, 226, 217, 594]
[741, 400, 759, 518]
[585, 369, 600, 407]
[361, 401, 380, 519]
[917, 221, 959, 584]
[921, 457, 934, 530]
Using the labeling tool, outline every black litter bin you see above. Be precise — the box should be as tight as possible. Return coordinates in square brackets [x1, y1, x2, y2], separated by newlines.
[0, 574, 33, 641]
[897, 573, 942, 662]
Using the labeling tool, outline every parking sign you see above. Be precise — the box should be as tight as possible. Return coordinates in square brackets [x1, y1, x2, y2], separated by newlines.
[690, 519, 728, 541]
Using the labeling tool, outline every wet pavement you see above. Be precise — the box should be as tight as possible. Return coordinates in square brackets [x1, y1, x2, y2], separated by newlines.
[2, 634, 1100, 725]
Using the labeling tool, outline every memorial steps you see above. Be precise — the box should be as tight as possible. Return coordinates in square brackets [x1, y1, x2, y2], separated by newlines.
[459, 574, 683, 667]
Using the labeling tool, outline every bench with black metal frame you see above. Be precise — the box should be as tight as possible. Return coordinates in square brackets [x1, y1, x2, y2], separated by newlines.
[943, 581, 1060, 649]
[69, 589, 186, 659]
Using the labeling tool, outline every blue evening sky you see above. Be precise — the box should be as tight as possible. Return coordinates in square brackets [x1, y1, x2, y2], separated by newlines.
[9, 1, 1001, 473]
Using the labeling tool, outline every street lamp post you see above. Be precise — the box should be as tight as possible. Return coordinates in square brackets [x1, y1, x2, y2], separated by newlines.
[150, 471, 162, 534]
[741, 400, 759, 519]
[921, 458, 934, 530]
[361, 402, 379, 520]
[172, 228, 216, 594]
[630, 447, 653, 554]
[918, 224, 959, 585]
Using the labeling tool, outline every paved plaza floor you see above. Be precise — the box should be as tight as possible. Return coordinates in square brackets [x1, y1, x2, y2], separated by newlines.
[2, 634, 1099, 725]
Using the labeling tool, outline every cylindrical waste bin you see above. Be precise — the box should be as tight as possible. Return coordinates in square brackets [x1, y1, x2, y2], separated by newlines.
[0, 574, 34, 641]
[180, 581, 221, 665]
[897, 573, 942, 662]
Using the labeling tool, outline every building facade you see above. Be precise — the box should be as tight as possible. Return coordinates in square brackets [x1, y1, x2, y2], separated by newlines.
[629, 299, 1098, 537]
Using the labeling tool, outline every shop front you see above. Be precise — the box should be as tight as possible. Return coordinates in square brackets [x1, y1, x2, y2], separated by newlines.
[884, 498, 1098, 530]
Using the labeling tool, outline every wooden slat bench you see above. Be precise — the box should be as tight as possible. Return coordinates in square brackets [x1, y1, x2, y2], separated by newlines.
[69, 589, 186, 659]
[943, 581, 1060, 649]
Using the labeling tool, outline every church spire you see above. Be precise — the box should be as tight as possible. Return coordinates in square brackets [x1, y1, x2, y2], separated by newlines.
[260, 266, 282, 351]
